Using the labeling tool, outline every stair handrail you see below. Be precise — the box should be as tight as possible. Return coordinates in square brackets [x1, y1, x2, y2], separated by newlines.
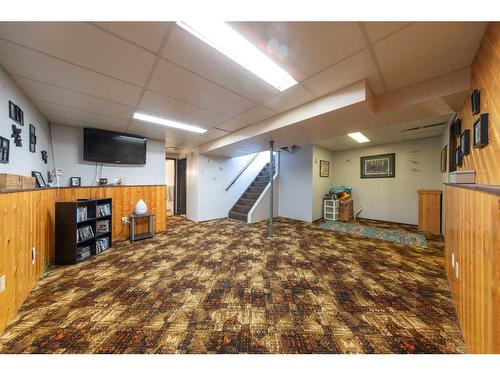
[225, 153, 259, 191]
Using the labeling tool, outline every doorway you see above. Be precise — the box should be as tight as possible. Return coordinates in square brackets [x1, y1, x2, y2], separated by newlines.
[175, 158, 187, 216]
[165, 158, 176, 216]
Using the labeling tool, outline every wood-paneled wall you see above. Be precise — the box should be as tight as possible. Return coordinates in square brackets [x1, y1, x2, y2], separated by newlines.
[0, 189, 56, 335]
[456, 23, 500, 185]
[444, 185, 500, 353]
[0, 185, 166, 335]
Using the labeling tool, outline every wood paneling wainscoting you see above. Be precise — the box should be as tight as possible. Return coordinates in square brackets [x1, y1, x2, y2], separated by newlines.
[0, 185, 166, 335]
[444, 184, 500, 353]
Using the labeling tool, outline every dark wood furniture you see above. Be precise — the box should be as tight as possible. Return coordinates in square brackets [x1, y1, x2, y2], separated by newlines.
[55, 198, 112, 264]
[129, 212, 155, 242]
[417, 190, 442, 234]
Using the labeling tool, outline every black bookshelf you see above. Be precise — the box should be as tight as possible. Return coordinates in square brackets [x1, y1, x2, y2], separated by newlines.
[55, 198, 112, 265]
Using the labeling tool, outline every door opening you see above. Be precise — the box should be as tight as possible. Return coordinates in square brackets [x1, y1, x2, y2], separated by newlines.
[176, 158, 187, 216]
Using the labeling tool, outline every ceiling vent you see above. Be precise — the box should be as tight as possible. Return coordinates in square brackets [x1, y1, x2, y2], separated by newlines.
[401, 121, 447, 134]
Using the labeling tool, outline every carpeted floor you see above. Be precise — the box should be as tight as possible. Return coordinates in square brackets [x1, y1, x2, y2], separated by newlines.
[0, 216, 465, 354]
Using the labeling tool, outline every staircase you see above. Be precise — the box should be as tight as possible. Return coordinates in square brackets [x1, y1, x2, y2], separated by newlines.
[228, 163, 272, 222]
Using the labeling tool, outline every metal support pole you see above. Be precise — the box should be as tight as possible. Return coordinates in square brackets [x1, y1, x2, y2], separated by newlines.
[269, 141, 274, 237]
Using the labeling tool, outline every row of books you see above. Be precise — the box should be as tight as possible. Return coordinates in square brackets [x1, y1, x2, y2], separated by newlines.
[96, 237, 110, 254]
[76, 245, 91, 261]
[96, 220, 110, 234]
[76, 206, 88, 222]
[77, 225, 94, 242]
[97, 203, 111, 218]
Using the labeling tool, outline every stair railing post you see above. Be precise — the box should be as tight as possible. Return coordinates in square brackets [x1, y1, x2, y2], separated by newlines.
[269, 141, 274, 237]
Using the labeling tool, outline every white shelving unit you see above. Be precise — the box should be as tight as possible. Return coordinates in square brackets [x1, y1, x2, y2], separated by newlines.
[324, 199, 339, 221]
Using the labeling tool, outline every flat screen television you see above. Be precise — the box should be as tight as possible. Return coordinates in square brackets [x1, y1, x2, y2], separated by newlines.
[83, 128, 147, 164]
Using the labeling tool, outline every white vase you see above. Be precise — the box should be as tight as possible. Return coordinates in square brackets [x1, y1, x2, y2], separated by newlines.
[134, 199, 147, 215]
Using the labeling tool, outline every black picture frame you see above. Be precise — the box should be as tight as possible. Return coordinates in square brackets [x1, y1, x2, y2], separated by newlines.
[455, 147, 463, 167]
[471, 89, 480, 115]
[9, 101, 16, 120]
[0, 136, 10, 164]
[360, 153, 396, 179]
[460, 129, 470, 156]
[31, 171, 47, 188]
[473, 113, 489, 148]
[70, 177, 81, 187]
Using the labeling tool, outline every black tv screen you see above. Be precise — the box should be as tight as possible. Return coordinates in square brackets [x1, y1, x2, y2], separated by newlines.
[83, 128, 147, 165]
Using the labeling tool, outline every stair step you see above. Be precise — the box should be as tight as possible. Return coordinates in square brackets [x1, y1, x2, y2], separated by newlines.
[238, 198, 256, 206]
[246, 187, 264, 194]
[229, 211, 247, 222]
[242, 192, 260, 200]
[232, 204, 252, 214]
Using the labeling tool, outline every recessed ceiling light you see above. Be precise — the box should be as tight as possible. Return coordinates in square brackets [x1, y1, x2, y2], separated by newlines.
[348, 132, 370, 143]
[176, 21, 297, 92]
[133, 112, 207, 134]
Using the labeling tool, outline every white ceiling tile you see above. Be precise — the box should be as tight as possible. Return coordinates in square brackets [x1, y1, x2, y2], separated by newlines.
[148, 59, 255, 117]
[163, 26, 278, 103]
[302, 49, 385, 96]
[234, 105, 276, 125]
[363, 22, 411, 43]
[229, 22, 367, 80]
[217, 119, 248, 132]
[262, 84, 315, 113]
[15, 76, 134, 120]
[93, 22, 172, 53]
[0, 40, 142, 106]
[35, 100, 129, 131]
[0, 22, 156, 86]
[373, 22, 488, 91]
[138, 90, 228, 128]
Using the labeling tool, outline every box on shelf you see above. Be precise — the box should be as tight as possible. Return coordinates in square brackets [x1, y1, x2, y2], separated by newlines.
[0, 173, 22, 189]
[21, 176, 36, 189]
[449, 170, 475, 184]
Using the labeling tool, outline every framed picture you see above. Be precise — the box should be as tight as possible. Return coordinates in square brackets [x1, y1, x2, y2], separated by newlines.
[453, 118, 462, 137]
[8, 101, 16, 120]
[471, 89, 480, 115]
[31, 171, 47, 188]
[440, 145, 447, 173]
[70, 177, 81, 187]
[473, 113, 489, 148]
[319, 160, 329, 177]
[0, 136, 9, 164]
[455, 147, 463, 167]
[360, 153, 395, 179]
[460, 129, 470, 155]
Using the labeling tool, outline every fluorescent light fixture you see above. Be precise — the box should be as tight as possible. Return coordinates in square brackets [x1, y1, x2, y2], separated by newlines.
[176, 21, 297, 91]
[348, 132, 370, 143]
[133, 112, 207, 134]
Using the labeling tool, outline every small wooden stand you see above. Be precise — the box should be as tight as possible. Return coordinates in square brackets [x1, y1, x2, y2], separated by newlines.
[129, 212, 155, 242]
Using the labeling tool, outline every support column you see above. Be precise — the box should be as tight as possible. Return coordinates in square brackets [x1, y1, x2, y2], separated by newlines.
[269, 141, 274, 237]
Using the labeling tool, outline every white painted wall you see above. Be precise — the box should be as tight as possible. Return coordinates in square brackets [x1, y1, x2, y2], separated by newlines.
[278, 145, 313, 222]
[0, 66, 53, 177]
[312, 145, 336, 220]
[330, 136, 443, 225]
[185, 150, 270, 222]
[51, 123, 165, 187]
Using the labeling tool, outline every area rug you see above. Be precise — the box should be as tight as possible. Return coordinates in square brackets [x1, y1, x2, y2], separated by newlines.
[319, 221, 428, 247]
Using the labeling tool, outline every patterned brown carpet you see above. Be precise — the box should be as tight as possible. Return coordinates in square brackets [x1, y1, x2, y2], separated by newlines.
[0, 216, 465, 353]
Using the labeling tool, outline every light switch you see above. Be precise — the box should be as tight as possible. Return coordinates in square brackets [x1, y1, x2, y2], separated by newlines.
[0, 275, 5, 293]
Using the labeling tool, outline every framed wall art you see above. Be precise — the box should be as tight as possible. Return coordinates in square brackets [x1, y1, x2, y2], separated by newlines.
[360, 153, 395, 179]
[319, 160, 329, 177]
[440, 145, 447, 173]
[473, 113, 489, 148]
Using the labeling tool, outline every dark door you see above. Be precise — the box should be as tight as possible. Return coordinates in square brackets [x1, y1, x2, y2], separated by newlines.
[176, 158, 187, 215]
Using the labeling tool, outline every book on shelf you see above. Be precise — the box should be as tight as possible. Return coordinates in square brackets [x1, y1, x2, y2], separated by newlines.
[76, 206, 88, 222]
[76, 225, 94, 242]
[96, 203, 111, 218]
[76, 245, 91, 260]
[95, 237, 110, 254]
[96, 220, 110, 233]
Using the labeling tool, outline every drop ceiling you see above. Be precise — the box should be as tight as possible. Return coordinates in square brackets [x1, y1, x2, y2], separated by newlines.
[0, 21, 488, 152]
